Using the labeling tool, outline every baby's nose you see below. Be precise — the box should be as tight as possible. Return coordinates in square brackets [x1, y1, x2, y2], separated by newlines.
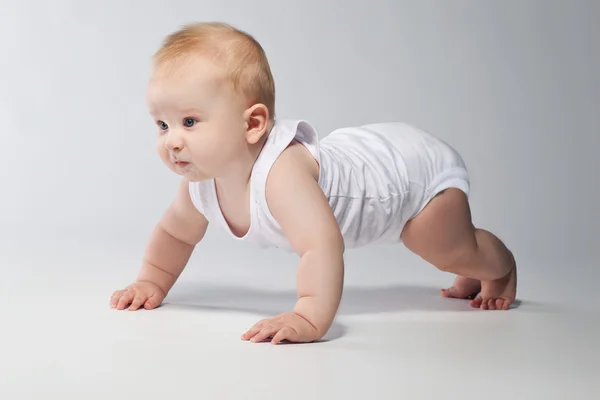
[164, 133, 184, 151]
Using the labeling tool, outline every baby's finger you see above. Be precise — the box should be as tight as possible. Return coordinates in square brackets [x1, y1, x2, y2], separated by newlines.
[116, 290, 134, 310]
[144, 293, 160, 310]
[241, 327, 259, 341]
[110, 290, 123, 308]
[271, 326, 297, 344]
[128, 293, 146, 311]
[241, 320, 267, 340]
[250, 325, 279, 343]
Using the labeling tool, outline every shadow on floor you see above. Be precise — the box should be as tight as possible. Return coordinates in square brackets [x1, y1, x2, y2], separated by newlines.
[163, 283, 478, 314]
[161, 282, 525, 341]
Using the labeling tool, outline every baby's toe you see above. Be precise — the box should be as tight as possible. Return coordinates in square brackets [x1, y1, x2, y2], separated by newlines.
[470, 295, 483, 308]
[488, 299, 497, 310]
[496, 299, 506, 310]
[441, 286, 464, 298]
[480, 299, 488, 310]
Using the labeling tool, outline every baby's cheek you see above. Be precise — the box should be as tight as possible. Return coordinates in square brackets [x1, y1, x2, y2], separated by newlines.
[156, 146, 172, 167]
[155, 141, 166, 156]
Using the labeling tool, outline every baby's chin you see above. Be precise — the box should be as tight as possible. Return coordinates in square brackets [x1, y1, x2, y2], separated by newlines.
[161, 159, 212, 182]
[185, 175, 211, 183]
[175, 168, 211, 182]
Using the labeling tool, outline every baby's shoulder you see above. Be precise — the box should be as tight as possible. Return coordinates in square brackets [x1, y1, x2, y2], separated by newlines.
[270, 140, 319, 183]
[262, 139, 320, 212]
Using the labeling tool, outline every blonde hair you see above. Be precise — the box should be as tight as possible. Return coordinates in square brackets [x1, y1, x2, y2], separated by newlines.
[153, 22, 276, 119]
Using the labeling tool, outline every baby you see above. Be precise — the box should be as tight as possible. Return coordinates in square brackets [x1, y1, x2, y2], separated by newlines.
[110, 22, 517, 344]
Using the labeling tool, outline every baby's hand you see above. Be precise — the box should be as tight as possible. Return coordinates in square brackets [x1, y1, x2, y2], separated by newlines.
[110, 281, 165, 311]
[241, 312, 320, 344]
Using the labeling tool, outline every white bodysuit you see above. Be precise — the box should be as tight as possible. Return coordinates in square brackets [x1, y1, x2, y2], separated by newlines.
[188, 119, 470, 252]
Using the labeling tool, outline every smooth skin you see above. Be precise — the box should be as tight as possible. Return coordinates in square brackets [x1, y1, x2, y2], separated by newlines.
[401, 188, 517, 310]
[241, 141, 344, 344]
[110, 54, 344, 344]
[110, 178, 208, 311]
[110, 53, 517, 345]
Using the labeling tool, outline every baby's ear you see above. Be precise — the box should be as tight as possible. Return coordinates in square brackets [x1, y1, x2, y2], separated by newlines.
[244, 104, 270, 144]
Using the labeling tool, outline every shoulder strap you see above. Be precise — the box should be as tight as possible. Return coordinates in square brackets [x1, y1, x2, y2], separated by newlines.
[188, 179, 213, 219]
[251, 119, 306, 194]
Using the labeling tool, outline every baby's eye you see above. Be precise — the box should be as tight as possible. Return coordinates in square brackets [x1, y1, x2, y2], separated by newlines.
[184, 118, 197, 128]
[157, 121, 168, 130]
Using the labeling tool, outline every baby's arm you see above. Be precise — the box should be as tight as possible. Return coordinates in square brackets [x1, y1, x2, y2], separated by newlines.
[138, 178, 208, 293]
[110, 178, 208, 310]
[242, 142, 344, 343]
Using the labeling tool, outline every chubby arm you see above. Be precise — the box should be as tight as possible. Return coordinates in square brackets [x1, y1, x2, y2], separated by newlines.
[135, 178, 209, 296]
[267, 142, 345, 340]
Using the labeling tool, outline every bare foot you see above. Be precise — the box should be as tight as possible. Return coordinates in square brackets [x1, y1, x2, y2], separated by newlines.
[441, 276, 481, 299]
[470, 251, 517, 310]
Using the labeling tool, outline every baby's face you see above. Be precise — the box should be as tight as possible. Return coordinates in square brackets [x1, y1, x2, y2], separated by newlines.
[146, 55, 250, 182]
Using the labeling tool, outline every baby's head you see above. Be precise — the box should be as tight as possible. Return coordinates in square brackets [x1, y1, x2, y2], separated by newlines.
[146, 22, 276, 182]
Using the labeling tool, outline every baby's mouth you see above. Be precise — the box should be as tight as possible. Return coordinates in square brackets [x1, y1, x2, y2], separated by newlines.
[173, 160, 190, 168]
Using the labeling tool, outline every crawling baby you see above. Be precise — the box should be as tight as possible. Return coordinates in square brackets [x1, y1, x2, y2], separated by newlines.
[110, 22, 517, 344]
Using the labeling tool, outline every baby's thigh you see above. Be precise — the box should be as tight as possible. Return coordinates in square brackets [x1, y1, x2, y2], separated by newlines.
[400, 188, 477, 269]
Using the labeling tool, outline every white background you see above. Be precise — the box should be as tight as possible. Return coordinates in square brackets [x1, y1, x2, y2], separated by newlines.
[1, 1, 599, 399]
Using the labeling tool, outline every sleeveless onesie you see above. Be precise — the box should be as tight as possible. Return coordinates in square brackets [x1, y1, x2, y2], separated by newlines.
[188, 119, 470, 252]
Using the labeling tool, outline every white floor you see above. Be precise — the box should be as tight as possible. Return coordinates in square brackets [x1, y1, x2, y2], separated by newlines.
[1, 237, 598, 399]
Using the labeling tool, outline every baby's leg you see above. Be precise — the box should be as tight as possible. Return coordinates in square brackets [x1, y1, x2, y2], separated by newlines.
[400, 188, 517, 310]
